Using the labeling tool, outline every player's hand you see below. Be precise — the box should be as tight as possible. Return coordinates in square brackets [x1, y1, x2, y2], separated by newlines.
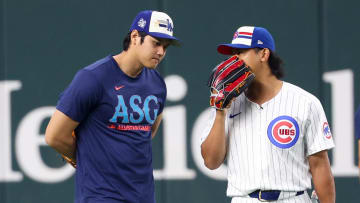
[207, 55, 255, 110]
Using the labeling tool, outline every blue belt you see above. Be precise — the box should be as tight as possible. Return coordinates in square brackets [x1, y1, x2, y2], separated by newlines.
[248, 190, 304, 201]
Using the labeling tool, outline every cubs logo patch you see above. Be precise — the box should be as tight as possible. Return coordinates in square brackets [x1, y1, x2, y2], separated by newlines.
[323, 122, 332, 139]
[267, 116, 300, 149]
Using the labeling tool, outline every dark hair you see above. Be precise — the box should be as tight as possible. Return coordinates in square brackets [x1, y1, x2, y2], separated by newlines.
[122, 31, 148, 51]
[255, 48, 284, 79]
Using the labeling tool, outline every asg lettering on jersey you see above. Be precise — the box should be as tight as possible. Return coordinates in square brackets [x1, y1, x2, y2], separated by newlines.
[323, 122, 332, 139]
[109, 95, 159, 125]
[267, 115, 300, 149]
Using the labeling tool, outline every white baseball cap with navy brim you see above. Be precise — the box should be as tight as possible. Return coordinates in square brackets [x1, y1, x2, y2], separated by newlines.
[130, 10, 179, 44]
[217, 26, 275, 55]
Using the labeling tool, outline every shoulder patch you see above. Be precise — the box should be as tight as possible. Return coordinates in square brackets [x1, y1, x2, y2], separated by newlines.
[323, 122, 332, 139]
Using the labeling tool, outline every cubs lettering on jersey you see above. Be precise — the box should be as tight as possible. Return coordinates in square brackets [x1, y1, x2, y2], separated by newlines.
[267, 115, 300, 149]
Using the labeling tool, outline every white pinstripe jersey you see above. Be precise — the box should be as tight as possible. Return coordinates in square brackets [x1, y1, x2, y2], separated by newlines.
[201, 81, 335, 197]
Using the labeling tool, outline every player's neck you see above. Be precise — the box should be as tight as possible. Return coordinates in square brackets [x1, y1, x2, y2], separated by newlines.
[113, 51, 144, 78]
[245, 76, 283, 106]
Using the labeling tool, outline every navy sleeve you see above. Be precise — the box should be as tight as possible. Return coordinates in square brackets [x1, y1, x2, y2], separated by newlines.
[156, 70, 167, 116]
[158, 83, 167, 115]
[355, 106, 360, 140]
[56, 69, 102, 122]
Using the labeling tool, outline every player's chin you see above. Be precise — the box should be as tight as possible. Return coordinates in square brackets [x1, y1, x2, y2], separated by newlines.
[146, 64, 158, 69]
[147, 60, 161, 69]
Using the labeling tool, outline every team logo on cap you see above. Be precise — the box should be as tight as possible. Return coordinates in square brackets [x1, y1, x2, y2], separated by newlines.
[323, 122, 332, 139]
[267, 115, 300, 149]
[233, 31, 253, 40]
[233, 31, 239, 39]
[231, 26, 255, 46]
[156, 19, 173, 32]
[138, 18, 146, 28]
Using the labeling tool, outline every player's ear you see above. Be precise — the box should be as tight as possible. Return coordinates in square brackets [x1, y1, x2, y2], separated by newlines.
[130, 30, 140, 46]
[260, 48, 270, 62]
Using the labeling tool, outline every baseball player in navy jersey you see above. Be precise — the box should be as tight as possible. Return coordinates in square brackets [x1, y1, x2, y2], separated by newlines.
[45, 10, 179, 203]
[201, 26, 335, 202]
[356, 105, 360, 180]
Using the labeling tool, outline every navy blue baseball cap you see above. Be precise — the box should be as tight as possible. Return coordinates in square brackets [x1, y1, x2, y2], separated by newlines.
[130, 10, 179, 42]
[217, 26, 275, 55]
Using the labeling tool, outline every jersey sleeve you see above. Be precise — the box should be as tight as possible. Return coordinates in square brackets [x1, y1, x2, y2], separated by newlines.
[200, 108, 229, 144]
[304, 98, 335, 156]
[355, 106, 360, 140]
[56, 69, 102, 122]
[200, 108, 217, 144]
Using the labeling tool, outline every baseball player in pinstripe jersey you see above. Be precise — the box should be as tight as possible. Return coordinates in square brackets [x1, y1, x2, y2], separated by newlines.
[201, 26, 335, 203]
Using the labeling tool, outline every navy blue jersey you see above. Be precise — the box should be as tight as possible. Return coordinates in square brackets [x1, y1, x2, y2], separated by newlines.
[57, 55, 166, 203]
[356, 106, 360, 140]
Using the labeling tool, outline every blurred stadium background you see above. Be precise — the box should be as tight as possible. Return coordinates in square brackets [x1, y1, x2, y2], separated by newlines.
[1, 0, 359, 202]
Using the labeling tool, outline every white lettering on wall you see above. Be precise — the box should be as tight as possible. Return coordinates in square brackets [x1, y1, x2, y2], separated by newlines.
[154, 75, 196, 179]
[0, 69, 358, 183]
[0, 80, 23, 181]
[323, 69, 357, 176]
[15, 107, 75, 183]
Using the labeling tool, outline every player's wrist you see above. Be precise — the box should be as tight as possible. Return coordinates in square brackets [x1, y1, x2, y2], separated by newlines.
[216, 108, 227, 117]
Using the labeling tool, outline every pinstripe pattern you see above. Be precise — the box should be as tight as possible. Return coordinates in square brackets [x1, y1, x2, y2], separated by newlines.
[201, 82, 334, 199]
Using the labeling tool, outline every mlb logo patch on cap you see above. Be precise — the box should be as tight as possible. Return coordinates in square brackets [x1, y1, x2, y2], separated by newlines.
[217, 26, 275, 55]
[130, 10, 179, 42]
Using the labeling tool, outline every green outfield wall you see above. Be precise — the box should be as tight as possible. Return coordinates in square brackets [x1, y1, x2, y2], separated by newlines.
[1, 0, 359, 202]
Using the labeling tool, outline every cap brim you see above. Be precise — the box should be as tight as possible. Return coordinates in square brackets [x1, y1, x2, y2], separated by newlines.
[149, 32, 181, 46]
[217, 44, 251, 55]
